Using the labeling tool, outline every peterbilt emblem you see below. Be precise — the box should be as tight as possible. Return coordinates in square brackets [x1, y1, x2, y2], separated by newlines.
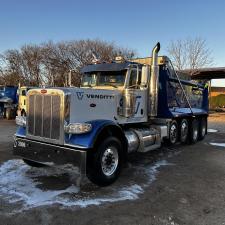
[76, 92, 84, 100]
[41, 89, 47, 94]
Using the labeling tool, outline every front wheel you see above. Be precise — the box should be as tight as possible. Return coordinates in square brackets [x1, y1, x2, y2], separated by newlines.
[87, 137, 123, 186]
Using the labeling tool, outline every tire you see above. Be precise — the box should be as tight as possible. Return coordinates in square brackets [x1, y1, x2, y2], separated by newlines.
[180, 118, 189, 144]
[167, 120, 178, 145]
[6, 108, 11, 120]
[199, 117, 207, 140]
[189, 119, 199, 144]
[23, 159, 46, 168]
[87, 137, 123, 186]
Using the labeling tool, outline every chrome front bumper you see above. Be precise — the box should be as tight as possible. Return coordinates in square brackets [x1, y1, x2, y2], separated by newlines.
[13, 137, 87, 175]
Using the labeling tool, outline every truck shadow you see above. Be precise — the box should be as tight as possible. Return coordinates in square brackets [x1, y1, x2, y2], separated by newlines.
[0, 144, 181, 213]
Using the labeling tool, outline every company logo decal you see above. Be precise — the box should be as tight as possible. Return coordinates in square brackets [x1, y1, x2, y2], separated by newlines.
[76, 92, 114, 100]
[76, 92, 84, 100]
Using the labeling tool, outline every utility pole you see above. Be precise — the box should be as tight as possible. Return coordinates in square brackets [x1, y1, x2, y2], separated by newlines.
[209, 79, 212, 110]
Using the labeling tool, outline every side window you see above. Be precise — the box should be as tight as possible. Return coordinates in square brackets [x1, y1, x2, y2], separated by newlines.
[129, 69, 137, 87]
[137, 69, 142, 85]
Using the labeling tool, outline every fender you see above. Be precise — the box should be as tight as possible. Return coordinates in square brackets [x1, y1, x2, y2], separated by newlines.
[65, 120, 125, 149]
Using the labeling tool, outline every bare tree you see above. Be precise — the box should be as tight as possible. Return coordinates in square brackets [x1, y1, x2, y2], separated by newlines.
[0, 39, 136, 87]
[167, 37, 214, 72]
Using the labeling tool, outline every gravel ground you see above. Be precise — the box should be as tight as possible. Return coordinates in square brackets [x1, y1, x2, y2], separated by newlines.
[0, 113, 225, 225]
[208, 112, 225, 133]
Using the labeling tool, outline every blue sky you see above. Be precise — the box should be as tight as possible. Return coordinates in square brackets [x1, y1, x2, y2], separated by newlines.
[0, 0, 224, 86]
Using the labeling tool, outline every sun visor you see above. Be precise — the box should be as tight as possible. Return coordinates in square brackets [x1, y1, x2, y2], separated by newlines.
[81, 62, 132, 73]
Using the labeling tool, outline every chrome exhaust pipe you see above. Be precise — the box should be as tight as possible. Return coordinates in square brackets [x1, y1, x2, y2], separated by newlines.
[149, 42, 160, 117]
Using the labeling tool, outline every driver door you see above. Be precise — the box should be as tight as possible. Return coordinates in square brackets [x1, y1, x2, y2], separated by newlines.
[127, 67, 147, 118]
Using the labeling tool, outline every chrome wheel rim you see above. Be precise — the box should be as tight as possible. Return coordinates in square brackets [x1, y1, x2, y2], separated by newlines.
[101, 147, 119, 176]
[181, 120, 188, 141]
[170, 124, 177, 144]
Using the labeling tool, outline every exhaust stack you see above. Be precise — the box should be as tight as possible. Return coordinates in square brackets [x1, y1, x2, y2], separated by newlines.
[68, 70, 72, 87]
[149, 42, 160, 117]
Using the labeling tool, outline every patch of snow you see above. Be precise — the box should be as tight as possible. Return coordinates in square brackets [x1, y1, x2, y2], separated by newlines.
[207, 129, 218, 133]
[209, 143, 225, 148]
[0, 159, 173, 211]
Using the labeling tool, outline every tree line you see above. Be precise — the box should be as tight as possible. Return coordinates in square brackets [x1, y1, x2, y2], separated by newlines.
[0, 39, 135, 86]
[0, 37, 213, 86]
[167, 37, 213, 72]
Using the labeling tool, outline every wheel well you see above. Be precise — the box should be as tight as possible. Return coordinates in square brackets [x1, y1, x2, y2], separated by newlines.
[93, 125, 128, 161]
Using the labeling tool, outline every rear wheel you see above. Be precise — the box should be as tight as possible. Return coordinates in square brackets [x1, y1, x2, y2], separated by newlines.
[167, 120, 178, 145]
[23, 159, 46, 168]
[189, 119, 199, 144]
[87, 137, 123, 186]
[180, 118, 189, 143]
[199, 117, 207, 140]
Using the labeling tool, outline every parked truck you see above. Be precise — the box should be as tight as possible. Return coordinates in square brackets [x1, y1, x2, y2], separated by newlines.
[13, 43, 208, 186]
[17, 86, 35, 116]
[0, 86, 18, 119]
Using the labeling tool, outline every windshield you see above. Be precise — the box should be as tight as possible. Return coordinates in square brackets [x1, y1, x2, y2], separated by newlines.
[81, 70, 126, 88]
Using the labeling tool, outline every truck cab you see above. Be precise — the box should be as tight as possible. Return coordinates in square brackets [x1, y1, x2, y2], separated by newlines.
[13, 43, 209, 186]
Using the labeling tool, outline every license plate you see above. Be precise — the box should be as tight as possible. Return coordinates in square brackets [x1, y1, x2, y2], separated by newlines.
[17, 141, 26, 148]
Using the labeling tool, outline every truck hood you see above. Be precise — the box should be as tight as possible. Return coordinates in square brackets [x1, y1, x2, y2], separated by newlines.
[68, 87, 122, 123]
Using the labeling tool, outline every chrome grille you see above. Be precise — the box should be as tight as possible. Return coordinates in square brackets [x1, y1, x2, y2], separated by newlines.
[27, 94, 62, 142]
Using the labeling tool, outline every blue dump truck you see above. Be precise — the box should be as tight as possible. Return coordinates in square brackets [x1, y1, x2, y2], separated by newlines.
[0, 86, 18, 119]
[13, 43, 209, 186]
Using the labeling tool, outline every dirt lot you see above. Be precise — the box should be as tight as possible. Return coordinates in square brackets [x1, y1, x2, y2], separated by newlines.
[0, 114, 225, 225]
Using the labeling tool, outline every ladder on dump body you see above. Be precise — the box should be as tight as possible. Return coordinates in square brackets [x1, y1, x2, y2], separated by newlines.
[167, 60, 194, 115]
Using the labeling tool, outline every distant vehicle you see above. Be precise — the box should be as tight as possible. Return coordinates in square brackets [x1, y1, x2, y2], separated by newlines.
[0, 86, 18, 119]
[17, 86, 35, 116]
[14, 43, 209, 186]
[215, 106, 225, 112]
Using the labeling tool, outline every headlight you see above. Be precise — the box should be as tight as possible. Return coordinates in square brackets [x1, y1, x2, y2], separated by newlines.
[64, 123, 92, 134]
[15, 116, 26, 127]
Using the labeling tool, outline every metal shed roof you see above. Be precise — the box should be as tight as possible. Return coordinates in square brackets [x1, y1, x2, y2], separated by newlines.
[182, 67, 225, 80]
